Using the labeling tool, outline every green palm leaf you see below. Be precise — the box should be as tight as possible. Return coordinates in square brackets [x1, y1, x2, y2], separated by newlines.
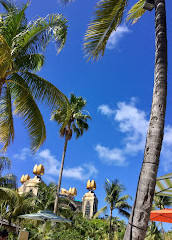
[14, 53, 45, 72]
[84, 0, 128, 61]
[0, 86, 14, 152]
[0, 173, 17, 188]
[0, 156, 11, 173]
[0, 34, 13, 77]
[20, 72, 69, 109]
[0, 0, 17, 12]
[12, 14, 68, 58]
[118, 208, 130, 218]
[0, 1, 29, 46]
[0, 187, 19, 202]
[126, 0, 146, 24]
[93, 206, 108, 219]
[9, 73, 46, 153]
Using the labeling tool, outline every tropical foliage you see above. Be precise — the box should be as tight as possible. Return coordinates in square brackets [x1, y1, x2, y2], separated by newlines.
[0, 0, 68, 152]
[0, 156, 16, 188]
[94, 179, 131, 239]
[145, 222, 162, 240]
[51, 93, 91, 214]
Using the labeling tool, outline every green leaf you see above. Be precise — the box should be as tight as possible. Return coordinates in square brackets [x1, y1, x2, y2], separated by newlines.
[13, 53, 45, 72]
[0, 86, 14, 152]
[84, 0, 128, 61]
[126, 0, 146, 24]
[0, 173, 17, 188]
[93, 206, 107, 219]
[0, 187, 19, 202]
[12, 14, 68, 58]
[9, 73, 46, 153]
[0, 156, 11, 173]
[20, 72, 69, 109]
[0, 2, 29, 46]
[0, 34, 13, 77]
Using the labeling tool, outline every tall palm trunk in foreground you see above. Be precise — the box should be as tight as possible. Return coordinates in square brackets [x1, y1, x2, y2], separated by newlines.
[124, 0, 167, 239]
[53, 136, 68, 214]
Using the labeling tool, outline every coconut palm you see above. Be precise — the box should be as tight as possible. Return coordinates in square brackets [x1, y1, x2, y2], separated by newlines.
[83, 0, 168, 239]
[53, 0, 167, 237]
[94, 179, 131, 240]
[145, 221, 163, 240]
[0, 0, 68, 153]
[153, 195, 172, 239]
[0, 157, 16, 188]
[51, 93, 91, 214]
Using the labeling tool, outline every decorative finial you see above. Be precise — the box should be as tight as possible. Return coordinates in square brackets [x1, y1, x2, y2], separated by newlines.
[86, 180, 96, 191]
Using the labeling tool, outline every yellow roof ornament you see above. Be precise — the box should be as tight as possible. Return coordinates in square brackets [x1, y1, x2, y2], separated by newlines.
[86, 180, 96, 191]
[33, 164, 44, 176]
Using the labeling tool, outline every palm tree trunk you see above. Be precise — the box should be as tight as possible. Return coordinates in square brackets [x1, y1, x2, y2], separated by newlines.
[124, 0, 167, 239]
[160, 222, 165, 240]
[109, 206, 113, 240]
[53, 137, 68, 214]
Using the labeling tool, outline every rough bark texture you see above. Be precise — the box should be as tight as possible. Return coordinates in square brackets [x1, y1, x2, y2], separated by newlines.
[124, 0, 167, 239]
[53, 137, 68, 214]
[109, 207, 113, 240]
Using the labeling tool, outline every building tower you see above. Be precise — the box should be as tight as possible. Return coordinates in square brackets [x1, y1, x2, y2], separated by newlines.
[18, 164, 44, 195]
[82, 180, 98, 219]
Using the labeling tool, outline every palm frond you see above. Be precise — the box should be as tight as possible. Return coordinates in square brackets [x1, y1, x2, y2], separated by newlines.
[20, 72, 69, 109]
[12, 14, 67, 58]
[0, 156, 11, 173]
[118, 208, 130, 218]
[93, 206, 107, 219]
[0, 173, 17, 188]
[13, 53, 45, 72]
[126, 0, 146, 24]
[0, 0, 17, 12]
[0, 86, 14, 152]
[0, 187, 19, 202]
[84, 0, 128, 61]
[0, 2, 29, 46]
[116, 194, 132, 202]
[0, 34, 13, 77]
[9, 73, 46, 153]
[115, 201, 131, 210]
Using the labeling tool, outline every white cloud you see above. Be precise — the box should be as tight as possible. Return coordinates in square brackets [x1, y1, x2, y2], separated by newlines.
[13, 148, 98, 181]
[115, 100, 148, 154]
[95, 144, 126, 166]
[97, 98, 172, 171]
[12, 147, 31, 161]
[98, 104, 114, 116]
[107, 25, 131, 50]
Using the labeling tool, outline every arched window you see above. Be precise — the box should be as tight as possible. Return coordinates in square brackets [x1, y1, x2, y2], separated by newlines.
[85, 201, 90, 218]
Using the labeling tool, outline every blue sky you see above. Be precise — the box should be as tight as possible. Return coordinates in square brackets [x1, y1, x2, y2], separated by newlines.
[2, 0, 172, 230]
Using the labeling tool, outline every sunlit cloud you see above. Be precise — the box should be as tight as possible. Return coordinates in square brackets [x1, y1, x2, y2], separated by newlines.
[107, 25, 131, 50]
[13, 148, 98, 181]
[97, 98, 172, 171]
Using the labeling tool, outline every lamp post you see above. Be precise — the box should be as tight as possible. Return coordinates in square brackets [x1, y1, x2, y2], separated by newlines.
[143, 0, 155, 11]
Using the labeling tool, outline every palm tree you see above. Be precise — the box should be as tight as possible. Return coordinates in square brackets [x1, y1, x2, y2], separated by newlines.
[94, 179, 131, 240]
[52, 0, 168, 237]
[83, 0, 167, 239]
[154, 195, 172, 239]
[0, 157, 16, 188]
[0, 0, 68, 153]
[51, 93, 91, 214]
[145, 221, 163, 240]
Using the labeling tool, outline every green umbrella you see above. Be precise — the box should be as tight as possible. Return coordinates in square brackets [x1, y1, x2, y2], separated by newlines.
[19, 210, 71, 239]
